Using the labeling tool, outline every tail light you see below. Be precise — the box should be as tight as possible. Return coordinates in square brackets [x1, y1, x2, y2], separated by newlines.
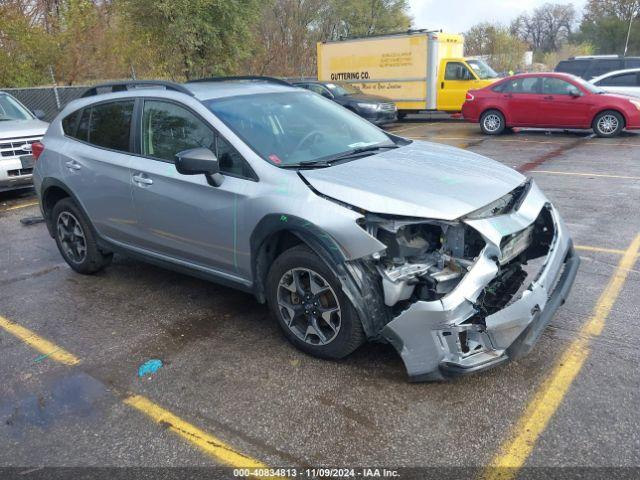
[31, 141, 45, 161]
[465, 92, 475, 102]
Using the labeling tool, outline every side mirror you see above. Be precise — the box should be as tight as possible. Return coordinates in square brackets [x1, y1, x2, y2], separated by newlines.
[321, 89, 334, 99]
[175, 147, 224, 187]
[33, 109, 46, 120]
[569, 87, 582, 97]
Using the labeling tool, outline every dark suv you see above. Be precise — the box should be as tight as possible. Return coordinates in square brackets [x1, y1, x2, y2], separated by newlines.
[555, 55, 640, 80]
[293, 81, 397, 125]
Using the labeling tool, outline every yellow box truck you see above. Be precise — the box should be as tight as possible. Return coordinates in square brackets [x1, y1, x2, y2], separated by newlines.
[316, 30, 499, 117]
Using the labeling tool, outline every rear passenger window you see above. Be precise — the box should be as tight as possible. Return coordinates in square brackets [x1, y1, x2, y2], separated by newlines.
[88, 101, 134, 151]
[501, 77, 540, 94]
[555, 60, 589, 77]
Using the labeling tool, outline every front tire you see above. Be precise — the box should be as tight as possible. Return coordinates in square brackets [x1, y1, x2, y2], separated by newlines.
[593, 110, 624, 137]
[480, 109, 506, 135]
[52, 198, 112, 274]
[266, 245, 364, 359]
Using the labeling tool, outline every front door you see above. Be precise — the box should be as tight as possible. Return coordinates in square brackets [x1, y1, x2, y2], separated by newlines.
[130, 99, 257, 278]
[438, 61, 483, 112]
[539, 77, 592, 128]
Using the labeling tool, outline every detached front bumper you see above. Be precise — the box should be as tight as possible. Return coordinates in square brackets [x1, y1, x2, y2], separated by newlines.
[381, 182, 580, 381]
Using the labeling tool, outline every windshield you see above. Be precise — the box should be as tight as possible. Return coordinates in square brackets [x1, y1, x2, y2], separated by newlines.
[466, 59, 499, 79]
[0, 94, 33, 121]
[206, 91, 394, 166]
[324, 82, 362, 96]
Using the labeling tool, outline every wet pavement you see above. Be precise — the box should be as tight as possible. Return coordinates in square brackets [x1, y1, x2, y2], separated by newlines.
[1, 118, 639, 473]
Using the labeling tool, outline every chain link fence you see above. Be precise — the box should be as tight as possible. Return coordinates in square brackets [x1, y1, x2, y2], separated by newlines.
[1, 86, 87, 122]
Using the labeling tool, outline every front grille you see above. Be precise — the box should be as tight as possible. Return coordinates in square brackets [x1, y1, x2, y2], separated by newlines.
[0, 136, 41, 158]
[379, 103, 396, 112]
[8, 168, 33, 177]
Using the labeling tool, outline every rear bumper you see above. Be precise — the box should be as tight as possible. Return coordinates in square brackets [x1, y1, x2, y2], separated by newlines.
[381, 182, 579, 381]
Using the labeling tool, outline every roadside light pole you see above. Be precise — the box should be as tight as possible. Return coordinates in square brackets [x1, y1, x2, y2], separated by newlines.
[624, 3, 639, 56]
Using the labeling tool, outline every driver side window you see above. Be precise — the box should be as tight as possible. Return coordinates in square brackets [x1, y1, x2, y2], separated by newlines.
[445, 62, 472, 80]
[542, 78, 578, 95]
[142, 100, 214, 161]
[141, 100, 254, 179]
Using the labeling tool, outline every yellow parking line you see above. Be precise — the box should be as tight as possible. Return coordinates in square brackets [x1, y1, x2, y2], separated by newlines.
[483, 234, 640, 480]
[575, 245, 629, 255]
[532, 170, 640, 180]
[0, 314, 274, 470]
[1, 201, 39, 212]
[0, 315, 80, 365]
[124, 395, 269, 469]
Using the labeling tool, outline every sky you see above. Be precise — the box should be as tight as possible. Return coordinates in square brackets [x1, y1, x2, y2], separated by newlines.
[407, 0, 588, 34]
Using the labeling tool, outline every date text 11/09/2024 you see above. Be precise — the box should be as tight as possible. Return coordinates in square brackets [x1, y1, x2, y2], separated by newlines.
[233, 468, 400, 477]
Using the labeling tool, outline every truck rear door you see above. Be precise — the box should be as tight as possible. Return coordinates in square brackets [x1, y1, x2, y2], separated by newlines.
[437, 60, 484, 112]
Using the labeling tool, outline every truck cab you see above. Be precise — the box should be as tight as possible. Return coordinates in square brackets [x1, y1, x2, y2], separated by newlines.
[437, 58, 499, 112]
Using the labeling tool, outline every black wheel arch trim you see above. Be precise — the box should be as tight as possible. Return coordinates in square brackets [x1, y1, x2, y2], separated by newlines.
[250, 214, 390, 340]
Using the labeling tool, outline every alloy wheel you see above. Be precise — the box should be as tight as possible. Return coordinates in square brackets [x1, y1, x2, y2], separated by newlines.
[483, 113, 502, 132]
[277, 268, 341, 346]
[597, 114, 619, 135]
[57, 211, 87, 264]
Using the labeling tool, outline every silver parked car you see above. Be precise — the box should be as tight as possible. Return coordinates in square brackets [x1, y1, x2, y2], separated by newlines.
[33, 77, 579, 381]
[0, 92, 48, 192]
[591, 68, 640, 98]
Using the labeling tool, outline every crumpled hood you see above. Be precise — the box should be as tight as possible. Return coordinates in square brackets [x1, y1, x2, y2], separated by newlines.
[300, 140, 525, 220]
[0, 119, 49, 140]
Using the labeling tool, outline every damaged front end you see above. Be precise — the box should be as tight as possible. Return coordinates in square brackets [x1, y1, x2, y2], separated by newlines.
[361, 180, 579, 381]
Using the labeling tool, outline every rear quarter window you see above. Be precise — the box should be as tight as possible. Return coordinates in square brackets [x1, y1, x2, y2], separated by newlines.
[62, 110, 82, 136]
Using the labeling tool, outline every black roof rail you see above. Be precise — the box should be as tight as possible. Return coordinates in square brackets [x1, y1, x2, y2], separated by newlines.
[186, 76, 292, 86]
[81, 80, 194, 98]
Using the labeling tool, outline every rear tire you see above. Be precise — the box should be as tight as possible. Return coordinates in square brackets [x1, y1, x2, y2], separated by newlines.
[480, 109, 506, 135]
[266, 245, 364, 359]
[52, 198, 112, 274]
[592, 110, 624, 137]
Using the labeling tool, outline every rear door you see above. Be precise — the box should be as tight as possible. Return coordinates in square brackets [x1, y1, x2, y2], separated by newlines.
[59, 99, 138, 243]
[130, 99, 257, 277]
[499, 77, 543, 126]
[539, 77, 592, 128]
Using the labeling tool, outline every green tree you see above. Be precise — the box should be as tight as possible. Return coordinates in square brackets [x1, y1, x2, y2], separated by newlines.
[576, 0, 640, 55]
[123, 0, 262, 80]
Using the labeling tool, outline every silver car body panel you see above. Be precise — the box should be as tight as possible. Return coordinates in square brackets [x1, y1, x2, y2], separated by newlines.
[34, 81, 578, 381]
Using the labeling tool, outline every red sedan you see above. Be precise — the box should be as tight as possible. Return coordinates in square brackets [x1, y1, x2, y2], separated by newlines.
[462, 72, 640, 137]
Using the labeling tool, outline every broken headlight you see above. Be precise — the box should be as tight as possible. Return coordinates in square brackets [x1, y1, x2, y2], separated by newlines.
[465, 179, 532, 220]
[363, 215, 485, 307]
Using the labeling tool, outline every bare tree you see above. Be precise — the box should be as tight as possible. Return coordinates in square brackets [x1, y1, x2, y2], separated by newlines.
[511, 2, 577, 52]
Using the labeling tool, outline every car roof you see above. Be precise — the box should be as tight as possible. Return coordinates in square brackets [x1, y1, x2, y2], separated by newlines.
[591, 68, 640, 82]
[185, 80, 298, 101]
[503, 72, 579, 80]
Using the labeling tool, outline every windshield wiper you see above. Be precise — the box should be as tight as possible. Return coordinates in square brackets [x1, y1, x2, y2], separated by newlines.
[279, 144, 399, 169]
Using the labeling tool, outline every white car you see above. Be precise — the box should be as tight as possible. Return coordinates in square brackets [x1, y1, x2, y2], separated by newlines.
[591, 68, 640, 98]
[0, 92, 48, 193]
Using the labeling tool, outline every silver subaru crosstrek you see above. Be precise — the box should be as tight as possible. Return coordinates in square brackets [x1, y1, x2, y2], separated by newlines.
[33, 77, 579, 381]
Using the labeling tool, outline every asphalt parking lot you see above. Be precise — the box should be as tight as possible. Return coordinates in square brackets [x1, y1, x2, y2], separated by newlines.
[1, 118, 639, 478]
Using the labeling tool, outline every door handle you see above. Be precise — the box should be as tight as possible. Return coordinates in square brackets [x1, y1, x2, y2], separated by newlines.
[543, 95, 554, 100]
[441, 81, 445, 89]
[132, 174, 153, 186]
[503, 94, 513, 98]
[65, 160, 81, 171]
